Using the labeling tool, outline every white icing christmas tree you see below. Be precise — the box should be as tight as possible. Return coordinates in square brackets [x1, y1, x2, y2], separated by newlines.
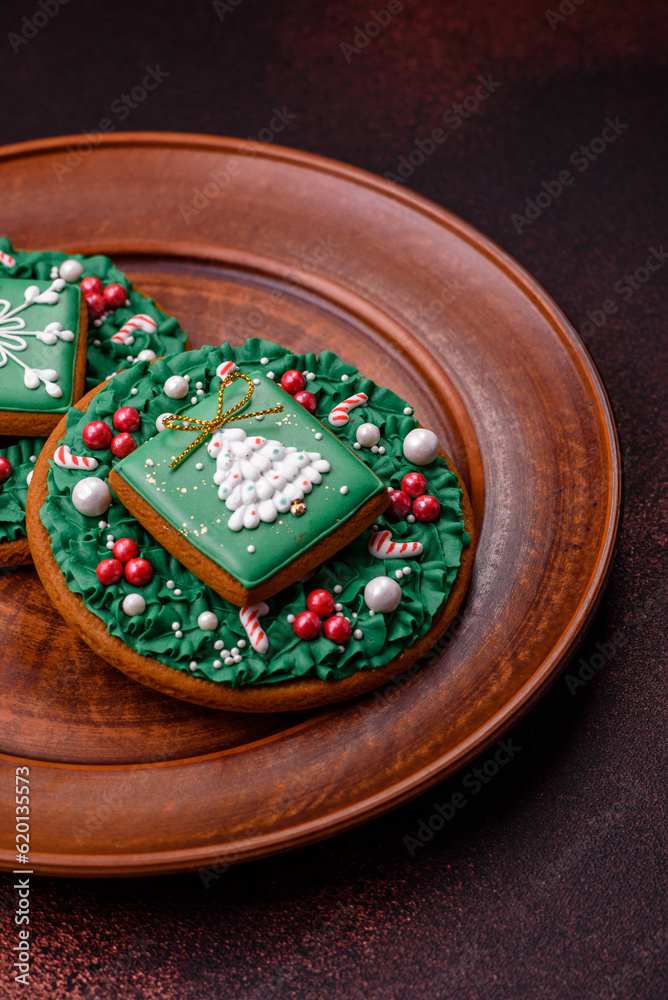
[207, 427, 331, 531]
[0, 279, 76, 398]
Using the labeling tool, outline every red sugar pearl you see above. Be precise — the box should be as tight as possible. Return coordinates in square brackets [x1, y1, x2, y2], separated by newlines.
[110, 433, 136, 458]
[113, 406, 141, 432]
[80, 275, 103, 296]
[112, 538, 139, 564]
[103, 283, 127, 309]
[323, 615, 351, 643]
[280, 370, 306, 395]
[293, 611, 322, 641]
[0, 457, 13, 484]
[401, 472, 428, 498]
[82, 421, 112, 449]
[124, 557, 153, 587]
[96, 558, 124, 586]
[413, 494, 441, 523]
[85, 292, 106, 318]
[306, 589, 335, 618]
[387, 489, 412, 519]
[294, 390, 316, 414]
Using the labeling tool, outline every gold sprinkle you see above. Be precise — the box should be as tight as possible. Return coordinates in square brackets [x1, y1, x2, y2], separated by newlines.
[290, 499, 307, 517]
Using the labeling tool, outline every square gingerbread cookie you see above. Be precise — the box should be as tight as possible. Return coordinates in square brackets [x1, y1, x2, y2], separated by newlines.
[109, 369, 389, 605]
[0, 276, 87, 435]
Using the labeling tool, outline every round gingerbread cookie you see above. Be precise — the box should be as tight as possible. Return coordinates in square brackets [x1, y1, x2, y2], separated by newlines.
[27, 339, 475, 712]
[0, 239, 190, 566]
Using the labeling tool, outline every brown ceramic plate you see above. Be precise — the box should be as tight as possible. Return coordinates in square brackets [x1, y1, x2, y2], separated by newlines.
[0, 133, 619, 876]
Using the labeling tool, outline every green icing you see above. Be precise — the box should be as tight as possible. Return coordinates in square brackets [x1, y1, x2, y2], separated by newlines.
[0, 438, 44, 543]
[0, 278, 81, 413]
[115, 370, 385, 588]
[39, 339, 469, 687]
[0, 238, 188, 391]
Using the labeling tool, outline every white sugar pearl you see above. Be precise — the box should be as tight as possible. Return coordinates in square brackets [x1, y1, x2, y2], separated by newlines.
[255, 414, 264, 421]
[220, 649, 230, 658]
[30, 455, 36, 463]
[306, 372, 315, 381]
[137, 349, 157, 362]
[184, 375, 191, 382]
[174, 588, 182, 596]
[163, 375, 189, 399]
[224, 656, 234, 665]
[335, 603, 342, 611]
[233, 654, 242, 663]
[166, 580, 175, 589]
[191, 396, 198, 405]
[231, 647, 239, 656]
[195, 462, 203, 471]
[247, 545, 255, 553]
[214, 639, 224, 650]
[364, 576, 402, 613]
[403, 567, 411, 576]
[341, 374, 349, 381]
[198, 611, 219, 631]
[340, 486, 349, 495]
[130, 387, 138, 396]
[50, 265, 59, 278]
[126, 356, 134, 363]
[253, 378, 261, 385]
[287, 614, 295, 623]
[351, 612, 357, 619]
[93, 339, 101, 346]
[371, 446, 379, 454]
[378, 447, 385, 455]
[72, 477, 111, 517]
[354, 629, 363, 640]
[407, 514, 416, 523]
[333, 585, 342, 594]
[213, 659, 222, 668]
[98, 521, 107, 529]
[315, 432, 323, 440]
[267, 371, 275, 380]
[189, 661, 198, 671]
[146, 459, 154, 468]
[175, 630, 183, 639]
[356, 423, 380, 448]
[260, 356, 269, 364]
[171, 622, 180, 630]
[196, 382, 203, 389]
[93, 320, 102, 328]
[106, 541, 114, 550]
[106, 534, 114, 542]
[123, 593, 146, 616]
[403, 406, 413, 415]
[403, 428, 440, 466]
[237, 639, 246, 648]
[59, 259, 83, 282]
[395, 569, 403, 579]
[196, 389, 204, 396]
[353, 442, 361, 449]
[156, 412, 174, 432]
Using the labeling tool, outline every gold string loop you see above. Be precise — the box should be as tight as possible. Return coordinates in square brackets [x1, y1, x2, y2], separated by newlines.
[162, 371, 283, 468]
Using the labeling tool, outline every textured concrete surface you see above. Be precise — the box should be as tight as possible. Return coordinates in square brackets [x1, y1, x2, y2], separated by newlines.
[1, 0, 666, 997]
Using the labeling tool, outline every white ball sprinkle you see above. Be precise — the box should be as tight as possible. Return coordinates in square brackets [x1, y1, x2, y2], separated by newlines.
[335, 603, 342, 611]
[196, 462, 203, 470]
[224, 656, 234, 665]
[306, 372, 315, 381]
[175, 630, 183, 639]
[255, 414, 264, 421]
[404, 407, 413, 415]
[213, 659, 222, 668]
[403, 567, 411, 576]
[196, 389, 204, 396]
[354, 442, 361, 449]
[341, 374, 349, 381]
[171, 622, 180, 630]
[351, 612, 357, 619]
[191, 396, 198, 405]
[407, 514, 416, 523]
[231, 647, 239, 656]
[163, 375, 189, 400]
[196, 381, 203, 389]
[315, 432, 323, 440]
[174, 589, 182, 596]
[189, 661, 198, 671]
[354, 629, 363, 640]
[267, 371, 275, 380]
[146, 459, 154, 468]
[340, 485, 349, 495]
[333, 585, 342, 594]
[105, 541, 114, 550]
[30, 455, 36, 463]
[378, 446, 385, 454]
[247, 545, 256, 553]
[98, 521, 107, 529]
[93, 319, 102, 328]
[198, 611, 219, 631]
[237, 639, 246, 648]
[260, 356, 269, 364]
[130, 387, 138, 396]
[287, 614, 295, 623]
[253, 378, 261, 385]
[371, 446, 379, 454]
[220, 649, 230, 658]
[395, 569, 403, 579]
[214, 639, 224, 650]
[122, 593, 146, 616]
[166, 580, 175, 589]
[93, 338, 101, 346]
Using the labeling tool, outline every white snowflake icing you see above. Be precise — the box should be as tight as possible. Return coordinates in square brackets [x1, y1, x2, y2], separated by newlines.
[0, 279, 75, 398]
[207, 427, 331, 531]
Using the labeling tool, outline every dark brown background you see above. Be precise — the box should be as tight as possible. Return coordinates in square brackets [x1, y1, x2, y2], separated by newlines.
[1, 0, 667, 997]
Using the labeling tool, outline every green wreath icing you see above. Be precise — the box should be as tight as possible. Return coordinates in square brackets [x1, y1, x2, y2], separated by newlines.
[0, 237, 188, 545]
[40, 339, 469, 686]
[0, 439, 44, 544]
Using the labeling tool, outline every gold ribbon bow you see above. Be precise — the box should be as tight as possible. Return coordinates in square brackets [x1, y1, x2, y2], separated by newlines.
[162, 371, 283, 468]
